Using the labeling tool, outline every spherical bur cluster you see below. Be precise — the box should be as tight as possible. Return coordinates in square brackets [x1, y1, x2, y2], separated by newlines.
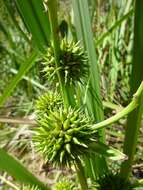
[34, 107, 95, 167]
[54, 177, 75, 190]
[43, 40, 89, 84]
[35, 91, 62, 115]
[97, 173, 131, 190]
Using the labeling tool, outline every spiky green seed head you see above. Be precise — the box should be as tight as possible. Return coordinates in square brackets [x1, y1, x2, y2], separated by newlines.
[54, 177, 75, 190]
[96, 173, 131, 190]
[35, 91, 62, 115]
[43, 40, 89, 84]
[33, 107, 95, 167]
[21, 185, 39, 190]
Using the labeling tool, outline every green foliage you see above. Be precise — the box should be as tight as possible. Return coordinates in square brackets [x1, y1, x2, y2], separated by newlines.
[43, 40, 88, 84]
[72, 0, 107, 179]
[0, 148, 49, 190]
[0, 52, 38, 106]
[15, 0, 51, 52]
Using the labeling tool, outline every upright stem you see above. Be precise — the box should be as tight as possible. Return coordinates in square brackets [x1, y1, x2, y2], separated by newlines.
[47, 0, 75, 108]
[120, 0, 143, 179]
[75, 158, 88, 190]
[120, 94, 143, 179]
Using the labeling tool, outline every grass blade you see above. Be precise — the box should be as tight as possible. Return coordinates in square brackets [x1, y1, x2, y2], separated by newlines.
[0, 52, 38, 106]
[0, 148, 49, 190]
[89, 142, 126, 161]
[72, 0, 108, 179]
[15, 0, 51, 51]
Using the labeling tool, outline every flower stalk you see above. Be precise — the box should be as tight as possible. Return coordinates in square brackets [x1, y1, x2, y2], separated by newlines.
[91, 81, 143, 131]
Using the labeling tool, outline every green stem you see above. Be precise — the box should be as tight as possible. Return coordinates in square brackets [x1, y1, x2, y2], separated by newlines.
[75, 158, 88, 190]
[120, 93, 143, 179]
[91, 81, 143, 131]
[120, 0, 143, 179]
[47, 0, 75, 108]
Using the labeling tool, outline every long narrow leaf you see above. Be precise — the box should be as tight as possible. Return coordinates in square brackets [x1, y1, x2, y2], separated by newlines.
[72, 0, 104, 125]
[0, 148, 49, 190]
[15, 0, 51, 52]
[89, 142, 126, 161]
[0, 52, 38, 106]
[72, 0, 108, 179]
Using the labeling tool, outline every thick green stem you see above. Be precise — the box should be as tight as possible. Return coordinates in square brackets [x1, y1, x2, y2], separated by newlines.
[75, 158, 88, 190]
[120, 94, 143, 179]
[47, 0, 75, 108]
[91, 81, 143, 131]
[120, 0, 143, 179]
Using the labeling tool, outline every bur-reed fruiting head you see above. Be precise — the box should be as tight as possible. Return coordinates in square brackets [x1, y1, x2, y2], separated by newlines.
[35, 91, 62, 115]
[34, 107, 95, 167]
[54, 177, 75, 190]
[43, 40, 88, 84]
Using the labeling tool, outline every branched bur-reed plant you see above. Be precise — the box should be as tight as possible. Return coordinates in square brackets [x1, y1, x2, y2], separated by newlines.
[33, 14, 91, 189]
[12, 79, 142, 190]
[34, 1, 125, 190]
[34, 91, 127, 189]
[32, 0, 143, 190]
[34, 92, 93, 189]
